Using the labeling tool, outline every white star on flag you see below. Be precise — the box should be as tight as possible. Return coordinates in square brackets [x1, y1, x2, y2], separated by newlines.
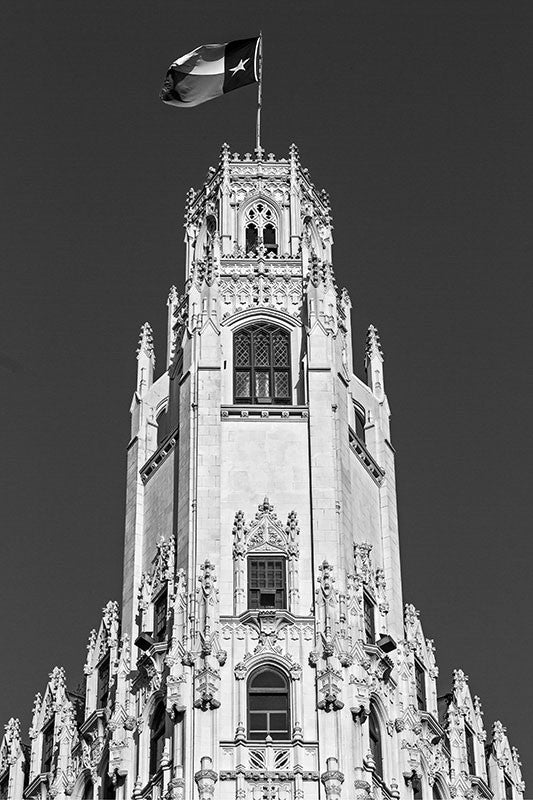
[229, 58, 249, 76]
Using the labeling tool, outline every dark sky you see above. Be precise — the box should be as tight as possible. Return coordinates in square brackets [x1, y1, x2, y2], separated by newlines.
[1, 0, 531, 782]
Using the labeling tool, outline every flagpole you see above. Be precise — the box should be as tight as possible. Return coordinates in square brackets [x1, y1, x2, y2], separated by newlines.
[256, 32, 263, 154]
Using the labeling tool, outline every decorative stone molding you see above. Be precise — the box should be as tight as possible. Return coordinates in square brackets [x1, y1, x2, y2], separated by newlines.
[195, 756, 218, 799]
[231, 499, 301, 615]
[321, 757, 344, 799]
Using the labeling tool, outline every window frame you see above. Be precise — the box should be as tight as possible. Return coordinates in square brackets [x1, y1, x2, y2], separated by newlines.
[363, 591, 376, 644]
[233, 323, 292, 406]
[149, 703, 166, 778]
[41, 721, 54, 774]
[248, 556, 287, 610]
[244, 202, 278, 255]
[247, 667, 290, 742]
[368, 708, 383, 779]
[414, 658, 427, 711]
[153, 589, 168, 643]
[465, 723, 476, 775]
[96, 653, 110, 710]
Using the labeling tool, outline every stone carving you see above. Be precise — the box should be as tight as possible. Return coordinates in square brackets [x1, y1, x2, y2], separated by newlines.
[231, 499, 301, 615]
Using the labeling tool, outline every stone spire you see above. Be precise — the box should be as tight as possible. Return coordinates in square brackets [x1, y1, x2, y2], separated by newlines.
[365, 324, 385, 400]
[166, 286, 179, 367]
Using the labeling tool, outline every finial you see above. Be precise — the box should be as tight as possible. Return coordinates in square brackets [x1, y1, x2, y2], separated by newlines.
[365, 324, 384, 363]
[219, 142, 231, 163]
[254, 144, 264, 161]
[137, 322, 155, 362]
[185, 187, 196, 213]
[289, 143, 300, 164]
[167, 285, 178, 305]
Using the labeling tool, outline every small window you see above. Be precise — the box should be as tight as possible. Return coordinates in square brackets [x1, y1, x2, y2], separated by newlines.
[41, 722, 54, 773]
[354, 406, 366, 444]
[82, 777, 93, 799]
[465, 725, 475, 775]
[248, 668, 290, 741]
[414, 659, 426, 711]
[153, 591, 168, 642]
[102, 765, 116, 799]
[234, 324, 291, 405]
[363, 593, 376, 644]
[368, 709, 383, 778]
[432, 784, 442, 800]
[149, 704, 166, 777]
[505, 775, 513, 800]
[156, 408, 168, 447]
[248, 558, 286, 609]
[97, 654, 110, 709]
[413, 777, 423, 800]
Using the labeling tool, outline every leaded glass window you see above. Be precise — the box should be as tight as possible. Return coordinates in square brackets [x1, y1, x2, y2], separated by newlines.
[248, 557, 286, 609]
[233, 324, 291, 405]
[248, 667, 290, 740]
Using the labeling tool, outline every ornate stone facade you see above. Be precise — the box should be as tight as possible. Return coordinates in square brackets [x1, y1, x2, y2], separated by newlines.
[0, 145, 525, 800]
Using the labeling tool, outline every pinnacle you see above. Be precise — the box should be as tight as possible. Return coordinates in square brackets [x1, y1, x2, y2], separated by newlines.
[137, 322, 155, 361]
[365, 324, 384, 361]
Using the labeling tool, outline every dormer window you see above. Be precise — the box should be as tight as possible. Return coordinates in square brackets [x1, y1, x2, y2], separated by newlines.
[414, 659, 426, 710]
[97, 654, 110, 709]
[41, 723, 54, 773]
[245, 202, 278, 255]
[153, 590, 168, 642]
[465, 724, 476, 775]
[234, 323, 291, 405]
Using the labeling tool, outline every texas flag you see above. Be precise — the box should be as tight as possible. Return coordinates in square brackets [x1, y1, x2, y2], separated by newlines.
[160, 37, 260, 108]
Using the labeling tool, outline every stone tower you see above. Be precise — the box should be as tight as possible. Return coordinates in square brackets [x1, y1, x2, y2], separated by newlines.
[0, 145, 525, 800]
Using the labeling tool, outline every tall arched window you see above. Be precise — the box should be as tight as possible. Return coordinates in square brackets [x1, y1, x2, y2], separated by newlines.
[234, 323, 291, 405]
[244, 202, 278, 255]
[248, 667, 290, 740]
[368, 708, 383, 778]
[149, 703, 166, 777]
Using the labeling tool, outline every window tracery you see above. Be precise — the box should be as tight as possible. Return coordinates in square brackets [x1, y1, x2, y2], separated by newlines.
[245, 202, 278, 255]
[234, 323, 291, 405]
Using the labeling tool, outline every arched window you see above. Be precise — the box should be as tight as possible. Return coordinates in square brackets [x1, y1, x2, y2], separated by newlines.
[149, 703, 166, 777]
[234, 324, 291, 405]
[248, 667, 290, 741]
[244, 202, 278, 255]
[432, 783, 443, 800]
[81, 777, 93, 799]
[368, 708, 383, 778]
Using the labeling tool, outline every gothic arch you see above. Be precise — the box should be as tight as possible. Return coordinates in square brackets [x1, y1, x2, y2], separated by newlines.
[238, 195, 282, 254]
